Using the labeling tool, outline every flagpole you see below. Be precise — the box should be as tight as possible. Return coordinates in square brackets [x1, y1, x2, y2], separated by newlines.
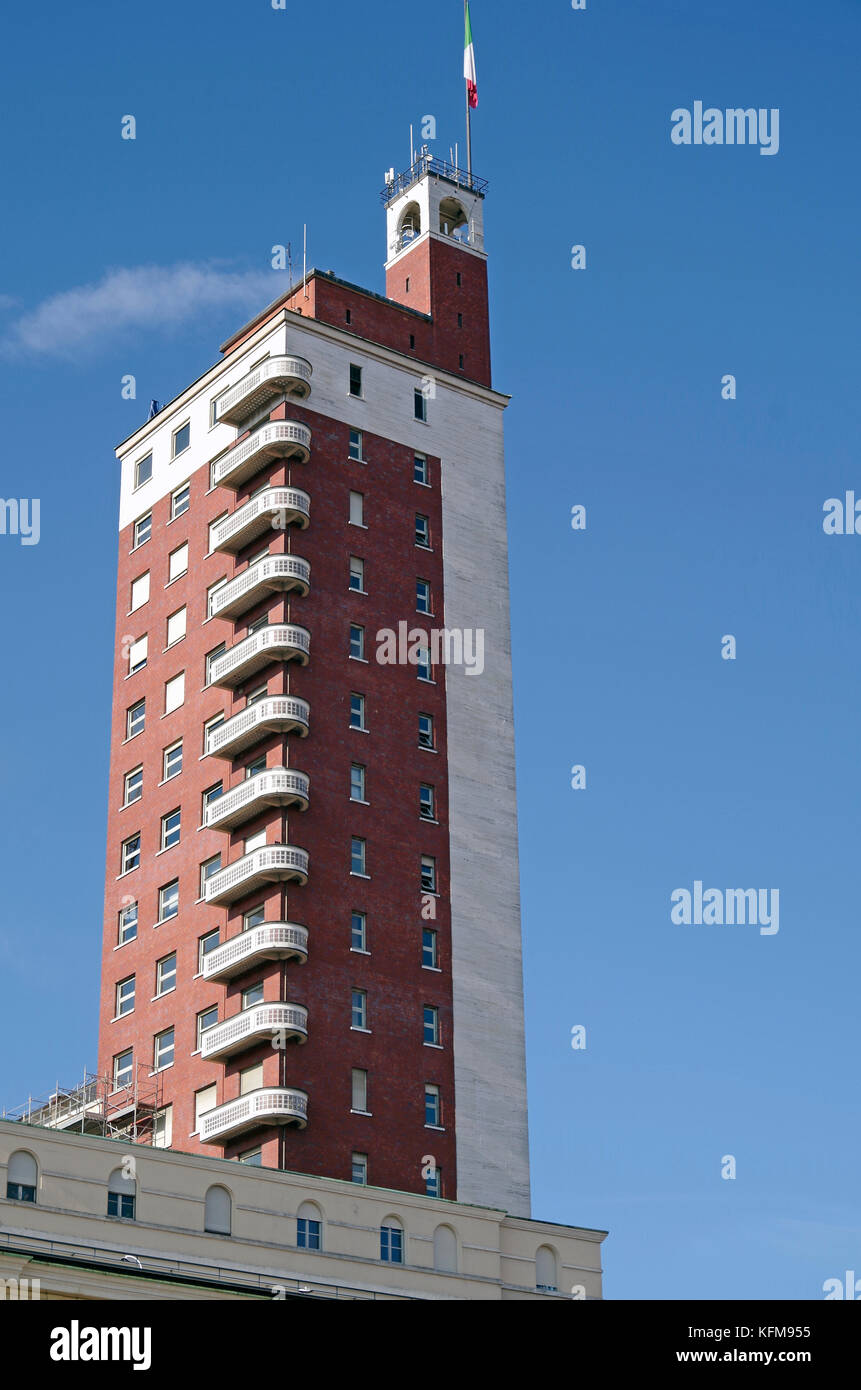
[464, 0, 472, 182]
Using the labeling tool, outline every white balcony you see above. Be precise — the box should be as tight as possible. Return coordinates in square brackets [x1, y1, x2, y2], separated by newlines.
[209, 625, 310, 688]
[216, 357, 313, 426]
[213, 421, 312, 491]
[200, 1087, 308, 1143]
[206, 696, 310, 759]
[211, 554, 311, 620]
[211, 488, 310, 555]
[204, 767, 310, 831]
[200, 1002, 308, 1060]
[204, 845, 309, 904]
[202, 922, 309, 982]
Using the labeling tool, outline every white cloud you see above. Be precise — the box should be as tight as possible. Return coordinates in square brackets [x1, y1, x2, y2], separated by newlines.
[2, 262, 285, 358]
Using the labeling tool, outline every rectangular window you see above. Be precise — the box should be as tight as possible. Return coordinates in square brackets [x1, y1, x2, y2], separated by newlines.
[133, 513, 152, 548]
[171, 484, 190, 519]
[415, 514, 430, 548]
[351, 1068, 368, 1113]
[156, 953, 177, 996]
[123, 767, 143, 806]
[243, 905, 266, 931]
[195, 1085, 217, 1129]
[422, 928, 438, 970]
[350, 764, 366, 802]
[161, 810, 181, 851]
[197, 1006, 218, 1047]
[245, 755, 266, 779]
[114, 1050, 134, 1090]
[204, 714, 225, 752]
[154, 1027, 175, 1071]
[158, 879, 179, 920]
[134, 453, 153, 489]
[456, 271, 462, 286]
[426, 1167, 441, 1198]
[208, 512, 228, 551]
[381, 1225, 404, 1264]
[457, 312, 463, 328]
[421, 855, 437, 893]
[349, 556, 365, 592]
[414, 453, 429, 486]
[127, 699, 146, 739]
[414, 388, 428, 422]
[351, 837, 367, 877]
[128, 635, 148, 675]
[349, 491, 365, 527]
[152, 1106, 173, 1149]
[205, 644, 226, 684]
[349, 625, 365, 660]
[165, 672, 185, 714]
[419, 784, 435, 820]
[207, 578, 228, 617]
[351, 1153, 368, 1185]
[163, 740, 183, 781]
[242, 982, 265, 1010]
[416, 579, 431, 614]
[349, 429, 363, 461]
[166, 607, 187, 647]
[418, 713, 435, 749]
[121, 834, 141, 874]
[245, 828, 267, 854]
[240, 1062, 264, 1095]
[246, 684, 267, 706]
[351, 911, 367, 952]
[350, 693, 366, 730]
[423, 1005, 440, 1046]
[297, 1216, 321, 1251]
[351, 988, 367, 1030]
[203, 782, 223, 816]
[172, 422, 190, 457]
[209, 396, 219, 428]
[425, 1084, 441, 1127]
[349, 363, 363, 397]
[198, 930, 220, 970]
[168, 542, 189, 582]
[118, 901, 138, 945]
[130, 572, 150, 612]
[417, 647, 432, 682]
[239, 1148, 263, 1166]
[116, 976, 135, 1018]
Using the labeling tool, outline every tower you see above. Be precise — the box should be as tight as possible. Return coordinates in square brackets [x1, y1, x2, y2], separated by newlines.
[98, 152, 530, 1216]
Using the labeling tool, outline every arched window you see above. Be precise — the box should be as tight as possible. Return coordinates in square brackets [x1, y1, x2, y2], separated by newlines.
[439, 197, 469, 241]
[380, 1217, 404, 1265]
[204, 1184, 231, 1235]
[297, 1201, 322, 1251]
[398, 202, 421, 249]
[107, 1167, 136, 1221]
[536, 1245, 558, 1293]
[6, 1150, 37, 1203]
[433, 1224, 457, 1273]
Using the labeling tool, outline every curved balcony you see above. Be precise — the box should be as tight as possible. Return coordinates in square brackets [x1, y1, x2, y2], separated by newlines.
[211, 488, 310, 555]
[200, 1002, 308, 1060]
[204, 844, 309, 905]
[213, 421, 312, 491]
[207, 696, 310, 759]
[203, 922, 309, 982]
[209, 625, 310, 689]
[211, 554, 311, 621]
[217, 357, 313, 426]
[200, 1087, 308, 1143]
[204, 767, 310, 831]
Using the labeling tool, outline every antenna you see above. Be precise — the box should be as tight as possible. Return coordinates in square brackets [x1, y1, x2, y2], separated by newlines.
[303, 223, 308, 299]
[287, 241, 293, 294]
[410, 123, 414, 166]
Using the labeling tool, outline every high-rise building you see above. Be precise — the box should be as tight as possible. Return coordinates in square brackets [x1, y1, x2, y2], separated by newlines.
[98, 153, 531, 1217]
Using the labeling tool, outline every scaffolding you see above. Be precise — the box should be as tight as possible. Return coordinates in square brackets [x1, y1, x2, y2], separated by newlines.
[2, 1065, 163, 1145]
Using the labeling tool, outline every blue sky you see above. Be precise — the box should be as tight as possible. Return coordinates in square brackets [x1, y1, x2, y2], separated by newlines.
[1, 0, 859, 1300]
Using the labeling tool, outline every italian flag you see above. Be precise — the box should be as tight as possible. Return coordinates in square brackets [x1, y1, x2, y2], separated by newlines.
[464, 2, 478, 109]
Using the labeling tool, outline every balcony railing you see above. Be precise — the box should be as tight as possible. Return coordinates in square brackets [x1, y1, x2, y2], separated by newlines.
[216, 356, 313, 426]
[204, 845, 309, 904]
[213, 421, 312, 491]
[209, 625, 310, 688]
[200, 1002, 308, 1060]
[206, 696, 310, 759]
[202, 922, 309, 981]
[211, 554, 311, 620]
[211, 488, 310, 555]
[204, 768, 310, 831]
[200, 1087, 309, 1143]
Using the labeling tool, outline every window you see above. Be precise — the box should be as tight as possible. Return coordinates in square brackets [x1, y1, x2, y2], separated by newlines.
[198, 930, 220, 970]
[204, 714, 225, 752]
[247, 615, 268, 637]
[245, 754, 266, 779]
[156, 953, 176, 996]
[351, 988, 367, 1030]
[118, 901, 138, 945]
[128, 635, 148, 675]
[419, 713, 435, 749]
[242, 982, 265, 1009]
[351, 1068, 368, 1113]
[152, 1105, 172, 1149]
[457, 312, 463, 328]
[240, 1062, 263, 1094]
[417, 647, 432, 682]
[351, 1153, 368, 1185]
[158, 879, 179, 920]
[202, 782, 223, 816]
[536, 1246, 559, 1294]
[168, 542, 189, 582]
[199, 854, 222, 896]
[6, 1151, 37, 1204]
[246, 684, 267, 706]
[297, 1203, 322, 1251]
[197, 1006, 218, 1048]
[133, 513, 152, 548]
[209, 396, 220, 428]
[416, 579, 431, 615]
[245, 828, 267, 854]
[427, 1169, 443, 1200]
[350, 764, 366, 802]
[419, 784, 435, 820]
[414, 453, 429, 485]
[349, 363, 363, 397]
[114, 1049, 134, 1090]
[207, 578, 228, 617]
[351, 911, 367, 953]
[127, 699, 146, 739]
[161, 810, 181, 851]
[205, 644, 226, 684]
[130, 572, 150, 612]
[345, 308, 352, 325]
[405, 276, 410, 293]
[166, 607, 187, 647]
[163, 740, 183, 780]
[171, 484, 190, 519]
[116, 976, 135, 1018]
[195, 1085, 217, 1130]
[414, 388, 428, 422]
[381, 1222, 404, 1264]
[123, 767, 143, 806]
[121, 834, 141, 874]
[165, 672, 185, 714]
[456, 271, 462, 286]
[243, 905, 266, 931]
[459, 354, 464, 370]
[239, 1148, 263, 1166]
[349, 429, 363, 461]
[134, 453, 153, 489]
[208, 512, 228, 551]
[349, 491, 365, 527]
[421, 855, 437, 893]
[172, 422, 190, 457]
[349, 625, 365, 660]
[422, 928, 438, 970]
[349, 556, 365, 592]
[204, 1186, 232, 1236]
[415, 514, 430, 547]
[351, 838, 367, 877]
[409, 333, 416, 349]
[425, 1084, 441, 1127]
[108, 1169, 136, 1220]
[424, 1005, 440, 1046]
[154, 1027, 175, 1071]
[350, 693, 366, 730]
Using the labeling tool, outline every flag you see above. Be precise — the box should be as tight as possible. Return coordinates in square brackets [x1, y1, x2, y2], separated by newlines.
[464, 2, 478, 109]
